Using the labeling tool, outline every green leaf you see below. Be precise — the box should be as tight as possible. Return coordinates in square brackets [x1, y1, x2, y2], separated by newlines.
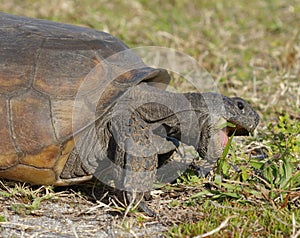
[0, 191, 12, 198]
[226, 122, 237, 128]
[216, 130, 236, 175]
[212, 191, 240, 199]
[222, 130, 236, 159]
[222, 192, 241, 199]
[263, 165, 275, 185]
[241, 170, 250, 181]
[190, 190, 214, 199]
[278, 159, 293, 189]
[250, 159, 265, 169]
[221, 182, 241, 191]
[0, 216, 5, 222]
[31, 197, 42, 210]
[216, 120, 237, 130]
[214, 174, 223, 185]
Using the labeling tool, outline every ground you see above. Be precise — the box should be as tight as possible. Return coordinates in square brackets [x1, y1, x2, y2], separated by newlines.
[0, 1, 299, 237]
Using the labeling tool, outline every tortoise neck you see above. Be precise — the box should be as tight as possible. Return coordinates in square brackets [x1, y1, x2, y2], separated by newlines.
[127, 83, 218, 120]
[126, 83, 192, 120]
[124, 83, 209, 147]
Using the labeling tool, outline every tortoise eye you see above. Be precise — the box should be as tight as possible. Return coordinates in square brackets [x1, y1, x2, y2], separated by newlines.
[237, 101, 244, 110]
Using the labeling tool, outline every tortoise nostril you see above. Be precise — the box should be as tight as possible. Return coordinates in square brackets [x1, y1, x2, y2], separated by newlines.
[237, 101, 244, 110]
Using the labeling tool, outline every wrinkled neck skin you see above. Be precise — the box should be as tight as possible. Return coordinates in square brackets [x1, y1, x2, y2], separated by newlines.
[121, 83, 225, 155]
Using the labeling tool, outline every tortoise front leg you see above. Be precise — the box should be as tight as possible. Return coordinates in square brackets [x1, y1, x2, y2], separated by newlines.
[110, 111, 158, 216]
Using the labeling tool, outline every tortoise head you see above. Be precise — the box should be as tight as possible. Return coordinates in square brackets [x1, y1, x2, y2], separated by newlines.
[183, 92, 260, 161]
[222, 96, 260, 136]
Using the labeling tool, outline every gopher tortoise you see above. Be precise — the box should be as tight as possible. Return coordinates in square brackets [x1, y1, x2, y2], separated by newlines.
[0, 12, 259, 215]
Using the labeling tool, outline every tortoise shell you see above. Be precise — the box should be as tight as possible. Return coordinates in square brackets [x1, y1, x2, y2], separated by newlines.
[0, 12, 169, 185]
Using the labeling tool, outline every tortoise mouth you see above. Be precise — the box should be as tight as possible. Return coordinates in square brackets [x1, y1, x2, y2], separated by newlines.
[226, 123, 250, 136]
[219, 122, 251, 147]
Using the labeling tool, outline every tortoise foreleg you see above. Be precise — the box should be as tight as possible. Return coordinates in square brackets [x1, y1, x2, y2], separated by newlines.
[110, 111, 158, 216]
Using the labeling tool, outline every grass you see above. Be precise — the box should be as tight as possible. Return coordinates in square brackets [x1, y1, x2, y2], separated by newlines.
[168, 203, 299, 237]
[0, 0, 299, 237]
[172, 113, 299, 237]
[0, 182, 55, 215]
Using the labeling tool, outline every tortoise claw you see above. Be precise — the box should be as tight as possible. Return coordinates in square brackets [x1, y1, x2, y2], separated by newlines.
[138, 201, 156, 217]
[125, 191, 156, 216]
